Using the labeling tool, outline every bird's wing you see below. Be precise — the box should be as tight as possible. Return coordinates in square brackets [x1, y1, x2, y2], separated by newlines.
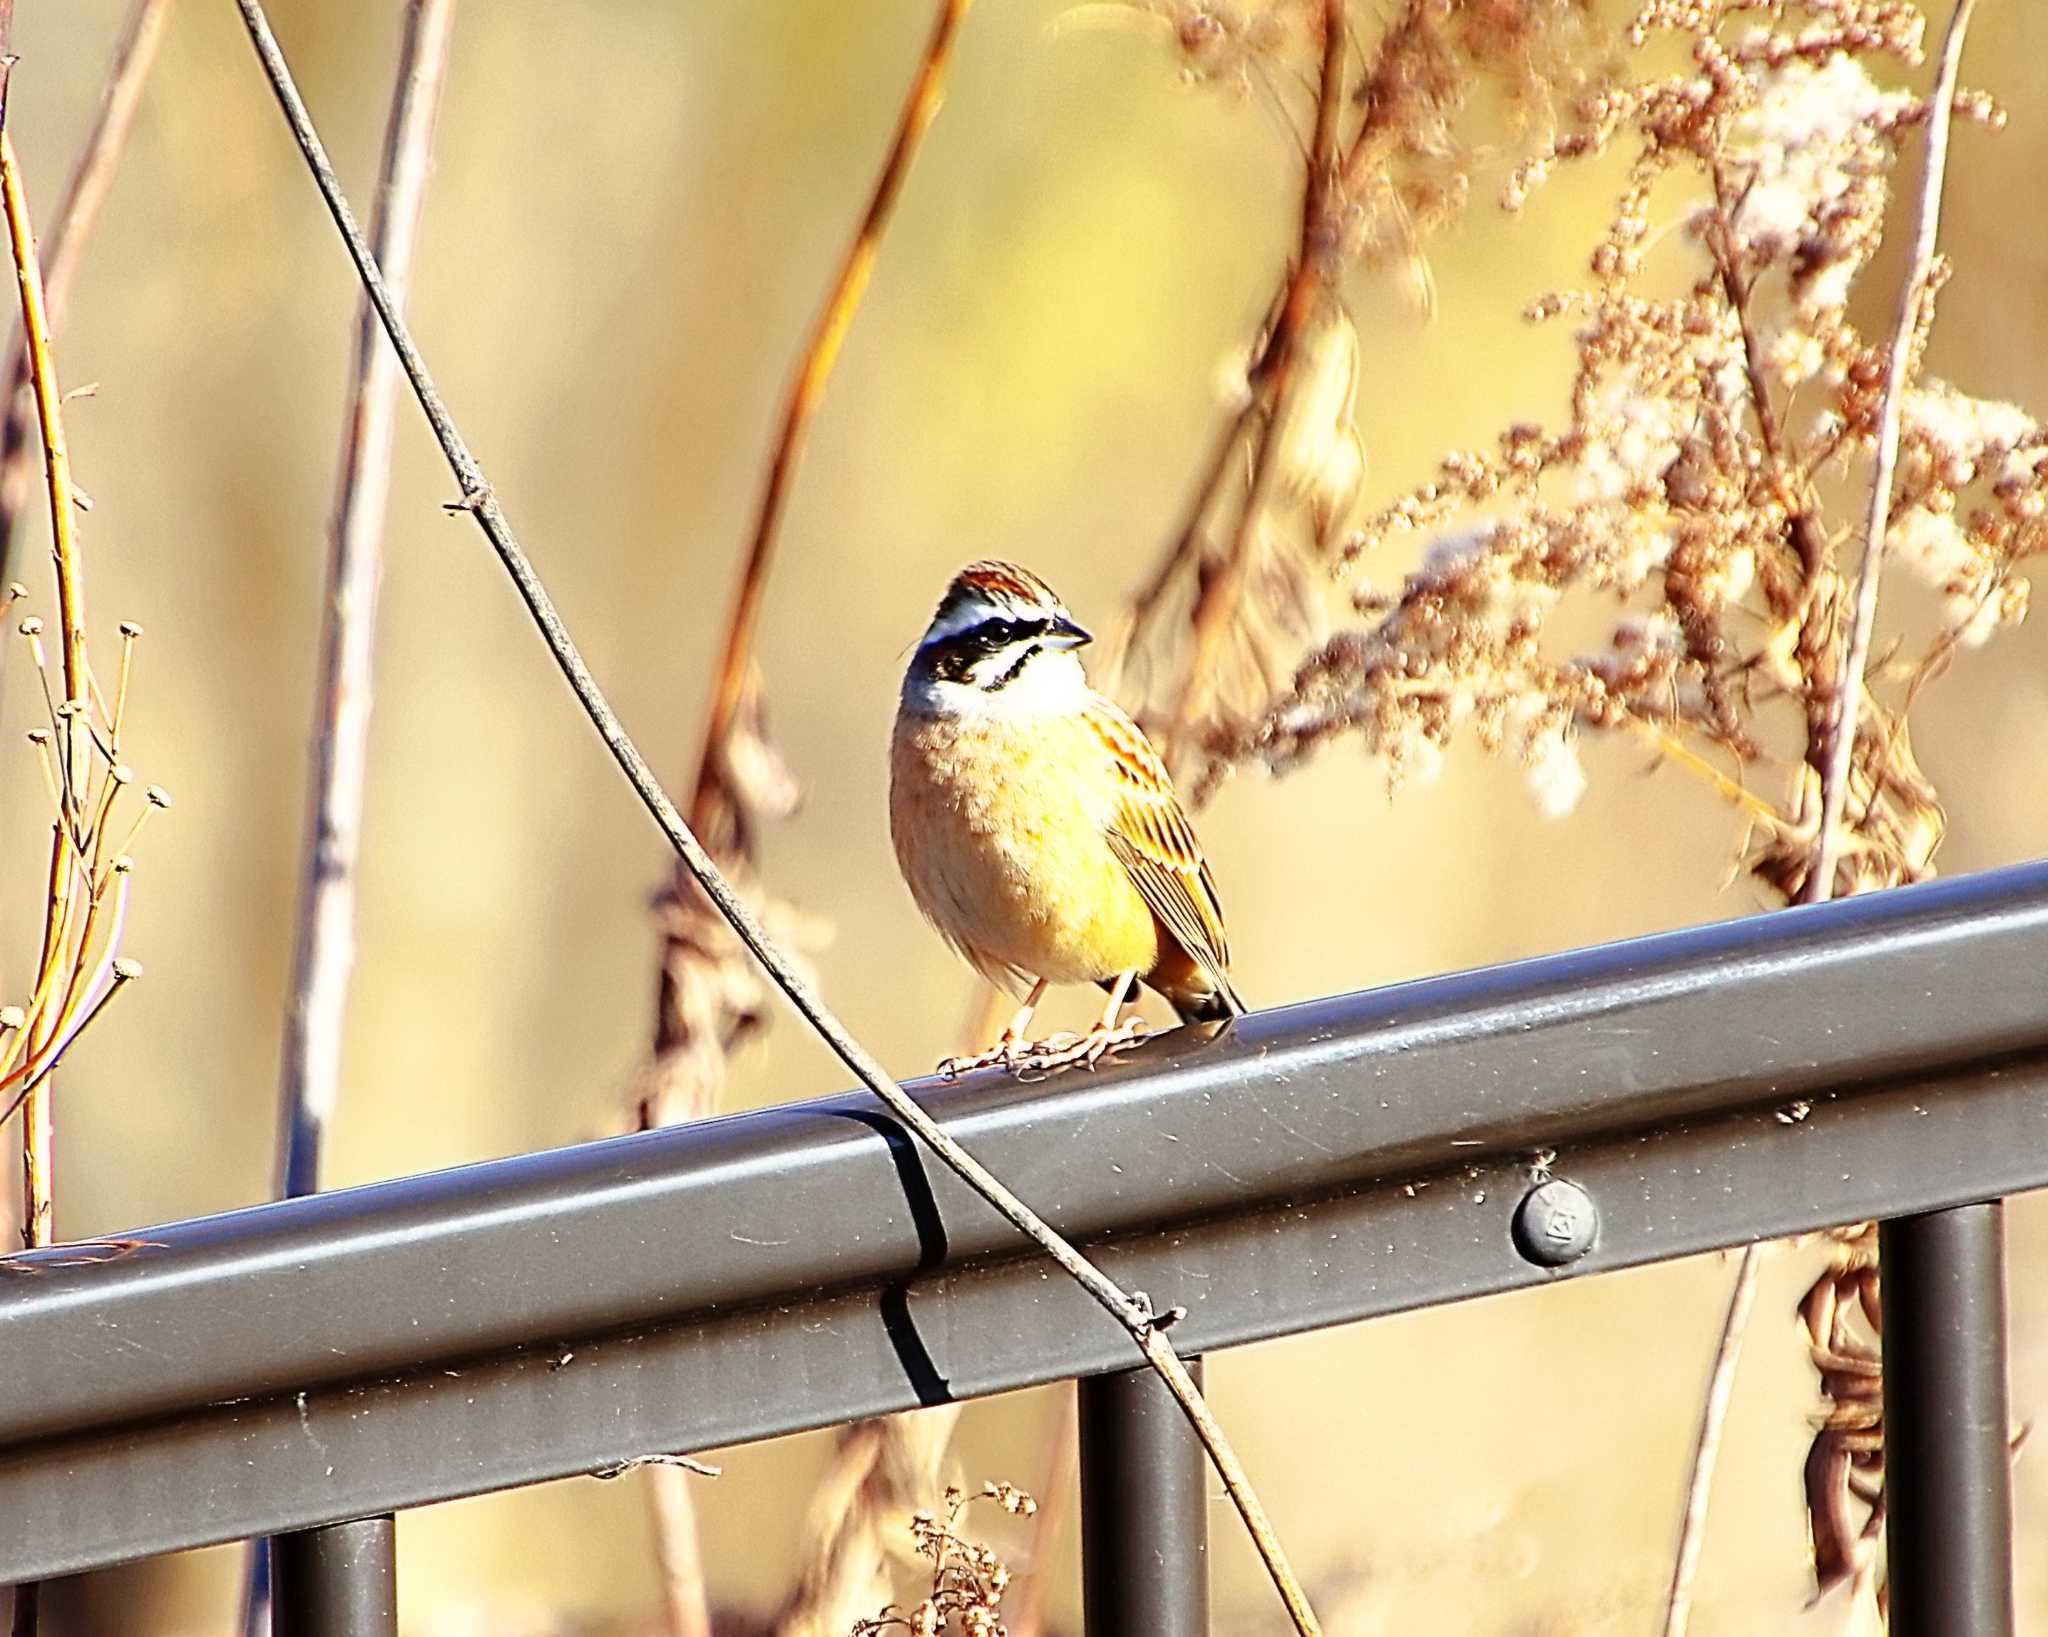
[1084, 697, 1233, 987]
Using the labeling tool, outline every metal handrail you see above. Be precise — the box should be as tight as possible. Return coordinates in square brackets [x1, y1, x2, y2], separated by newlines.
[2, 859, 2041, 1604]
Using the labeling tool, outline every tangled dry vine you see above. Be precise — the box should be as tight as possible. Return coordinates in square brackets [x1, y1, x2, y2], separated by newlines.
[229, 0, 1323, 1630]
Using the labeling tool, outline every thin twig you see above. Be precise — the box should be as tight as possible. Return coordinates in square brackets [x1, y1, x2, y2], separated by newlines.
[1665, 20, 1980, 1619]
[247, 8, 455, 1632]
[1176, 0, 1345, 736]
[1808, 0, 1978, 903]
[690, 0, 969, 843]
[274, 0, 456, 1201]
[3, 125, 86, 1261]
[648, 13, 967, 1624]
[1008, 1390, 1079, 1637]
[646, 1464, 713, 1637]
[228, 5, 1321, 1632]
[1661, 1242, 1762, 1637]
[3, 85, 87, 1637]
[0, 0, 174, 583]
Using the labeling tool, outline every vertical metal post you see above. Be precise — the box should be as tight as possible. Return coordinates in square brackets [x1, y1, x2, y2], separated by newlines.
[1880, 1201, 2014, 1637]
[270, 1517, 397, 1637]
[1078, 1357, 1208, 1637]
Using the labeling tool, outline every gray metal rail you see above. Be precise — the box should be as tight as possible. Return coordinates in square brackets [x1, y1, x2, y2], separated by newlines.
[2, 860, 2042, 1624]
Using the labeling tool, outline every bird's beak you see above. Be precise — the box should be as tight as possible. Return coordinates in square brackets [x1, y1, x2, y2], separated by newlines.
[1048, 615, 1092, 649]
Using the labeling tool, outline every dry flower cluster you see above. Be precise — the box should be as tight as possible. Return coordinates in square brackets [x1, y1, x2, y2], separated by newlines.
[0, 586, 163, 1239]
[1105, 0, 1613, 768]
[1207, 0, 2032, 912]
[1109, 0, 2035, 1624]
[853, 1482, 1038, 1637]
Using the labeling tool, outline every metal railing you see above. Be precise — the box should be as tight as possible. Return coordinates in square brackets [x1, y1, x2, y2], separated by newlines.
[3, 859, 2042, 1634]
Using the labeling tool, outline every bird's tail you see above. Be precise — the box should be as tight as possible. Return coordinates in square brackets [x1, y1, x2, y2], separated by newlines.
[1171, 973, 1246, 1025]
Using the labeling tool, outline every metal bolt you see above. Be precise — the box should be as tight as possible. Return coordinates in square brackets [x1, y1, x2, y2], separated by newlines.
[1512, 1177, 1599, 1268]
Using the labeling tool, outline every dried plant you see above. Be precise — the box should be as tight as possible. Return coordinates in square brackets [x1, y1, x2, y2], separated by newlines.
[1800, 1224, 1888, 1611]
[853, 1482, 1038, 1637]
[0, 123, 165, 1263]
[1210, 1, 2027, 911]
[1125, 0, 2027, 1624]
[1104, 0, 1612, 769]
[0, 588, 160, 1191]
[776, 1410, 964, 1637]
[0, 0, 174, 594]
[632, 8, 970, 1632]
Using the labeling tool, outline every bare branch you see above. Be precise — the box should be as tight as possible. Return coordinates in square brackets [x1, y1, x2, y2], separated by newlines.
[644, 14, 970, 1617]
[2, 121, 88, 1264]
[227, 3, 1321, 1630]
[1176, 0, 1346, 741]
[274, 0, 456, 1197]
[691, 0, 970, 847]
[0, 0, 175, 581]
[1808, 0, 1979, 904]
[1661, 1243, 1762, 1637]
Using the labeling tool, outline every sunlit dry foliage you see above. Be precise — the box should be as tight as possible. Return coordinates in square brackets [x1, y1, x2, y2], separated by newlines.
[1213, 1, 2031, 914]
[1800, 1224, 1888, 1611]
[1106, 0, 1612, 765]
[853, 1482, 1038, 1637]
[776, 1410, 962, 1637]
[1, 589, 163, 1225]
[1143, 0, 2031, 1618]
[634, 680, 828, 1133]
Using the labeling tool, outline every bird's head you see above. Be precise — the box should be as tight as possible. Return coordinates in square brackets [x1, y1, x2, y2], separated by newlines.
[903, 560, 1094, 719]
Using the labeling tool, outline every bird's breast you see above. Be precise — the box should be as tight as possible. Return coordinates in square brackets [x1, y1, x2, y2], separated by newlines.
[889, 712, 1159, 987]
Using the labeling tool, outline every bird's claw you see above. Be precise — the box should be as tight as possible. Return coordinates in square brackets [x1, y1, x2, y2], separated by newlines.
[936, 1037, 1027, 1080]
[937, 1016, 1150, 1081]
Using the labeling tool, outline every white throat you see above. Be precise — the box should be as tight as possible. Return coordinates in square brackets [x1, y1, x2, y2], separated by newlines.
[903, 643, 1091, 723]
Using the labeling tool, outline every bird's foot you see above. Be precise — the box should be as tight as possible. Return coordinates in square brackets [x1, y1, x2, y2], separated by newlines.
[936, 1036, 1028, 1080]
[936, 1017, 1150, 1080]
[1011, 1015, 1150, 1077]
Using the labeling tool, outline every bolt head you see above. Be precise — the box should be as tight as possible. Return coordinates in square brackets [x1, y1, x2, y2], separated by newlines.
[1512, 1177, 1599, 1268]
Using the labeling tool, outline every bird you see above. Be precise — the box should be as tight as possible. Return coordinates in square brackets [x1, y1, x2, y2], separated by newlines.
[889, 560, 1245, 1073]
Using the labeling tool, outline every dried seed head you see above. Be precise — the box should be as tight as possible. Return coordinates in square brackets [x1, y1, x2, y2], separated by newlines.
[118, 620, 143, 639]
[25, 727, 49, 745]
[18, 615, 42, 636]
[109, 764, 134, 785]
[112, 855, 134, 874]
[111, 958, 143, 981]
[0, 1007, 24, 1031]
[145, 786, 172, 809]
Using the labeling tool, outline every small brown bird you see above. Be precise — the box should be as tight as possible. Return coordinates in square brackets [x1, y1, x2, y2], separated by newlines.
[890, 561, 1244, 1070]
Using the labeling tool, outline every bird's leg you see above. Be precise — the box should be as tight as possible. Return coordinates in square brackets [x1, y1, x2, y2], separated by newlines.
[1021, 971, 1149, 1073]
[938, 979, 1049, 1078]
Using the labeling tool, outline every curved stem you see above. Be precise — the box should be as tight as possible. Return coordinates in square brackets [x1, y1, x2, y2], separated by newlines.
[229, 4, 1320, 1629]
[1806, 0, 1977, 904]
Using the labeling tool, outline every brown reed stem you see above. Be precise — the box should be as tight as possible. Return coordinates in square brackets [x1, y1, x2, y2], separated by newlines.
[1660, 1242, 1762, 1637]
[3, 91, 88, 1637]
[1808, 0, 1977, 904]
[647, 1461, 713, 1637]
[1008, 1390, 1079, 1637]
[1176, 0, 1345, 736]
[3, 122, 86, 1261]
[690, 0, 970, 844]
[230, 4, 1320, 1628]
[647, 10, 969, 1623]
[0, 0, 174, 582]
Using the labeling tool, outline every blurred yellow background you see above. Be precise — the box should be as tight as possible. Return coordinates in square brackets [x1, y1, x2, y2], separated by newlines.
[7, 2, 2048, 1632]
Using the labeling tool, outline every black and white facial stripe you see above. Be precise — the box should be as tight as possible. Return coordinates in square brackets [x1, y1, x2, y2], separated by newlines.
[920, 610, 1091, 691]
